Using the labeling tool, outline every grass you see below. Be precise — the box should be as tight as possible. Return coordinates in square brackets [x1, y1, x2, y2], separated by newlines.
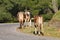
[17, 25, 60, 38]
[17, 27, 35, 34]
[17, 11, 60, 38]
[44, 26, 60, 38]
[52, 11, 60, 21]
[50, 10, 60, 22]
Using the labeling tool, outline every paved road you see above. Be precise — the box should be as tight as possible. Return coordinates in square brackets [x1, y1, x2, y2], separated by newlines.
[0, 23, 60, 40]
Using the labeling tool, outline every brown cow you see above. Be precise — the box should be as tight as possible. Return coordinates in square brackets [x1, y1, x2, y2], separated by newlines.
[17, 11, 31, 28]
[34, 15, 44, 35]
[17, 11, 25, 29]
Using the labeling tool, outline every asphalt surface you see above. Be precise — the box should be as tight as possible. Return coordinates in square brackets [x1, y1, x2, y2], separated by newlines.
[0, 23, 60, 40]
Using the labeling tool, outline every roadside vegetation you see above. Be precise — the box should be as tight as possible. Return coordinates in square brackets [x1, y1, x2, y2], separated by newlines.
[17, 11, 60, 38]
[17, 23, 60, 38]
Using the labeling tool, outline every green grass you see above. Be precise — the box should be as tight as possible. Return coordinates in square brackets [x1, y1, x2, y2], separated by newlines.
[17, 11, 60, 38]
[44, 26, 60, 37]
[51, 10, 60, 21]
[53, 11, 60, 20]
[17, 26, 60, 38]
[17, 27, 35, 34]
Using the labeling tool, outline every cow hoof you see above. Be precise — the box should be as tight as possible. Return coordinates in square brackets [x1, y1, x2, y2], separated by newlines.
[18, 27, 22, 29]
[38, 34, 40, 36]
[42, 33, 44, 36]
[33, 31, 38, 35]
[40, 32, 44, 36]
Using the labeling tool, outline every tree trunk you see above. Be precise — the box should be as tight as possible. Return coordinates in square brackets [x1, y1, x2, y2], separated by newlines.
[52, 0, 58, 13]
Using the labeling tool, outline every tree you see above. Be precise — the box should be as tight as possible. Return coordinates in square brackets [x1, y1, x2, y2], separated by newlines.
[0, 0, 59, 22]
[52, 0, 58, 13]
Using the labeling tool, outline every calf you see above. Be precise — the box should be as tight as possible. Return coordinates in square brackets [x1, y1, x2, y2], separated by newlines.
[24, 11, 31, 27]
[34, 15, 44, 35]
[17, 12, 25, 29]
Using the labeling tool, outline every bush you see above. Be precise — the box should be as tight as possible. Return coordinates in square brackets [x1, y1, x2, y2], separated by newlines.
[31, 10, 39, 16]
[0, 12, 13, 23]
[42, 13, 54, 22]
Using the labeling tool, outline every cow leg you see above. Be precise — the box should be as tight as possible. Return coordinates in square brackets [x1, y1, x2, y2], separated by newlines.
[25, 19, 27, 27]
[24, 19, 26, 27]
[40, 24, 44, 36]
[34, 25, 37, 35]
[25, 18, 29, 27]
[19, 21, 22, 29]
[21, 21, 24, 28]
[25, 19, 26, 23]
[18, 23, 22, 29]
[28, 19, 31, 27]
[27, 19, 29, 27]
[38, 24, 41, 35]
[29, 19, 31, 27]
[19, 23, 22, 29]
[35, 27, 37, 35]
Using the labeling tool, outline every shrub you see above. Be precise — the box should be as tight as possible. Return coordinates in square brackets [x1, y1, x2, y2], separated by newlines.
[0, 12, 13, 23]
[42, 13, 54, 22]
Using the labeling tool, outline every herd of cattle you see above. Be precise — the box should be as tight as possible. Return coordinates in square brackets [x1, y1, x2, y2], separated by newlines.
[17, 10, 44, 36]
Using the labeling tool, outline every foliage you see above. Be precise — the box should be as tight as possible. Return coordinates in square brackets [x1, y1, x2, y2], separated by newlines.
[0, 0, 60, 22]
[42, 13, 54, 22]
[0, 12, 13, 23]
[49, 10, 60, 28]
[52, 10, 60, 21]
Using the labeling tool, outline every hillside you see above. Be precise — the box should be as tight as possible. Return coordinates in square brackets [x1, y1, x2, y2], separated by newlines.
[49, 11, 60, 28]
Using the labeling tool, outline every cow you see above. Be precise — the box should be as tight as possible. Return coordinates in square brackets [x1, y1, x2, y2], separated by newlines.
[17, 11, 25, 29]
[17, 11, 31, 29]
[24, 10, 31, 27]
[34, 15, 44, 36]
